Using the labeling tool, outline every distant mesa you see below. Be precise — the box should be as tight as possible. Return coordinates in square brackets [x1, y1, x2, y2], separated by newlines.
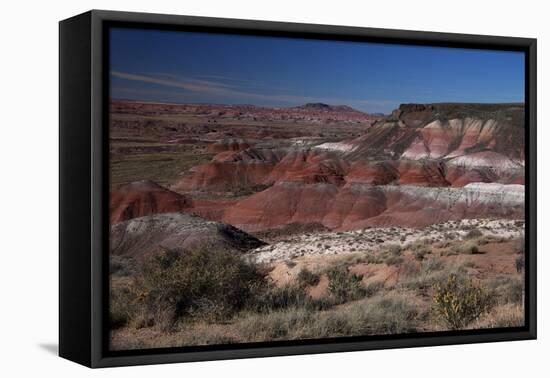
[295, 103, 359, 113]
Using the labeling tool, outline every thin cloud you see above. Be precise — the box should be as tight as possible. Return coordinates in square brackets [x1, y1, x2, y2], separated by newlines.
[110, 71, 396, 109]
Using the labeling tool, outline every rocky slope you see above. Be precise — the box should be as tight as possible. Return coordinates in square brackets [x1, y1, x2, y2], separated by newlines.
[249, 218, 524, 263]
[110, 213, 266, 260]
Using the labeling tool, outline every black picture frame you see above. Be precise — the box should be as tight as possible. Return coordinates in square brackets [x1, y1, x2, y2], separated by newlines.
[59, 9, 537, 368]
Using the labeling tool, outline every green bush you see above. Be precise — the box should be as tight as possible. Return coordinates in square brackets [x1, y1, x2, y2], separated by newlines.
[327, 265, 365, 303]
[433, 274, 494, 330]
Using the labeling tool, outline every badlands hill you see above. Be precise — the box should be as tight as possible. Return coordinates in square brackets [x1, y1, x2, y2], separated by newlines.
[111, 101, 525, 232]
[110, 180, 193, 223]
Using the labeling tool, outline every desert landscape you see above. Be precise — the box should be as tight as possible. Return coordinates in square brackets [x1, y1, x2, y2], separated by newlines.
[109, 100, 526, 350]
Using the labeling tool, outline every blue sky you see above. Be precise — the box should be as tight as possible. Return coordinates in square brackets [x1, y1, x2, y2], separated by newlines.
[110, 28, 525, 113]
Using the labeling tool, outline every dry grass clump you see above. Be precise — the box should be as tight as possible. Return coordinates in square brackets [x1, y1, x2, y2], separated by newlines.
[233, 292, 419, 342]
[472, 303, 524, 329]
[398, 261, 468, 296]
[248, 283, 330, 313]
[487, 274, 524, 305]
[326, 265, 365, 303]
[385, 243, 403, 256]
[406, 238, 431, 251]
[384, 255, 404, 266]
[413, 246, 430, 261]
[452, 241, 480, 255]
[296, 267, 320, 287]
[110, 255, 138, 277]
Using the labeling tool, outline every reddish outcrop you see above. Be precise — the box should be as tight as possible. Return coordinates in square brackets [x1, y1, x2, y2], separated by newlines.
[110, 180, 193, 224]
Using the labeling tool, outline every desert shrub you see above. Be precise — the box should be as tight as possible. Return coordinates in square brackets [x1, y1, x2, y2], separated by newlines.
[487, 274, 524, 305]
[385, 255, 404, 266]
[344, 252, 378, 265]
[422, 258, 445, 273]
[464, 228, 483, 239]
[364, 281, 384, 297]
[414, 245, 430, 261]
[285, 260, 297, 268]
[297, 268, 320, 287]
[453, 242, 479, 255]
[435, 240, 452, 248]
[110, 286, 137, 329]
[248, 282, 332, 312]
[135, 245, 267, 326]
[327, 265, 365, 303]
[433, 274, 494, 330]
[385, 244, 402, 256]
[399, 262, 467, 296]
[110, 255, 138, 277]
[506, 277, 525, 305]
[235, 308, 315, 341]
[400, 260, 421, 277]
[443, 232, 456, 240]
[362, 254, 383, 264]
[360, 295, 419, 334]
[407, 239, 431, 251]
[235, 294, 418, 341]
[477, 235, 498, 245]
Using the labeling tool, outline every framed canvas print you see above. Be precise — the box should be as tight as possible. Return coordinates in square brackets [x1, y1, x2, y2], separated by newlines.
[59, 10, 537, 368]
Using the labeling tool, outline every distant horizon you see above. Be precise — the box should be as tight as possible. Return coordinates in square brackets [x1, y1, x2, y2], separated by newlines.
[110, 28, 525, 113]
[110, 97, 525, 115]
